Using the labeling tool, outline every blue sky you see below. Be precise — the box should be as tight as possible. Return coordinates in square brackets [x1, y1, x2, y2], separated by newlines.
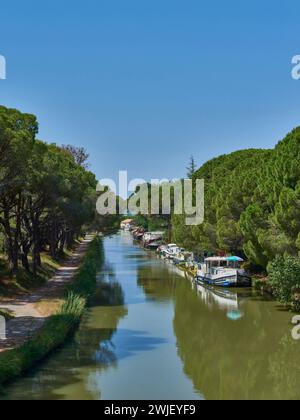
[0, 0, 300, 184]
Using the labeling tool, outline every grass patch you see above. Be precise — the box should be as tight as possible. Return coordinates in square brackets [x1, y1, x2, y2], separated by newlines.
[0, 242, 86, 298]
[0, 252, 62, 298]
[69, 238, 104, 298]
[0, 236, 104, 386]
[33, 299, 64, 317]
[0, 309, 14, 321]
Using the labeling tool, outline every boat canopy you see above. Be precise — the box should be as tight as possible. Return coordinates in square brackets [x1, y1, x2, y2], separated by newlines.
[205, 256, 244, 263]
[226, 256, 244, 262]
[148, 232, 165, 236]
[121, 219, 134, 224]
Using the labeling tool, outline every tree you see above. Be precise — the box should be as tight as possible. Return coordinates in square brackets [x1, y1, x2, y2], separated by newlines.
[0, 106, 38, 273]
[0, 105, 98, 276]
[62, 145, 90, 169]
[186, 156, 196, 179]
[268, 256, 300, 311]
[173, 127, 300, 273]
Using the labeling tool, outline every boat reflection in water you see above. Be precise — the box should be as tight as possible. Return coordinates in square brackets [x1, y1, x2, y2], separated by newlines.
[195, 283, 245, 321]
[171, 263, 247, 321]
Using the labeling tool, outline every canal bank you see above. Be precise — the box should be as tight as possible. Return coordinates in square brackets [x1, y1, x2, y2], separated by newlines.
[0, 236, 103, 386]
[1, 232, 300, 400]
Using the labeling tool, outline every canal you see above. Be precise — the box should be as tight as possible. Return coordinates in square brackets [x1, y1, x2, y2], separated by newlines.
[2, 232, 300, 400]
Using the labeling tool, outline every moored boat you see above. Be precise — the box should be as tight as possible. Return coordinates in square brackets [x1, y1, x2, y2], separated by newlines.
[120, 219, 135, 231]
[173, 251, 193, 266]
[143, 232, 165, 249]
[158, 244, 183, 260]
[133, 228, 146, 241]
[196, 256, 251, 287]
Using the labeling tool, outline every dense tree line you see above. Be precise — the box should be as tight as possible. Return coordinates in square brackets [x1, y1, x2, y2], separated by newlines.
[0, 105, 97, 275]
[173, 127, 300, 270]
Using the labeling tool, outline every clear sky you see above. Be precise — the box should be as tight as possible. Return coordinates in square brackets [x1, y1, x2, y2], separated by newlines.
[0, 0, 300, 184]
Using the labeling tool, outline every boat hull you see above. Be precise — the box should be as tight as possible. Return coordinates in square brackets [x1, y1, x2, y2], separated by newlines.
[145, 242, 161, 250]
[196, 273, 251, 288]
[173, 258, 185, 265]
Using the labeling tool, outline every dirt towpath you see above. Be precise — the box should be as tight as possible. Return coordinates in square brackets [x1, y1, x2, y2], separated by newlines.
[0, 235, 94, 352]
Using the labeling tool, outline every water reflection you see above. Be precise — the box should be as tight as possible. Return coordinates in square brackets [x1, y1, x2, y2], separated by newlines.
[195, 283, 250, 321]
[1, 260, 128, 400]
[3, 233, 300, 400]
[136, 261, 300, 400]
[172, 279, 300, 400]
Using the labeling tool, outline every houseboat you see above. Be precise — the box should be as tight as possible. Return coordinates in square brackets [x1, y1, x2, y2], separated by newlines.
[120, 219, 135, 231]
[143, 232, 164, 249]
[133, 228, 146, 240]
[173, 251, 194, 266]
[196, 256, 252, 287]
[158, 244, 184, 260]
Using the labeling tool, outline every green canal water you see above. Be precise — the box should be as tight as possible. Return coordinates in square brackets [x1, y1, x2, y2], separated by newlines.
[2, 232, 300, 400]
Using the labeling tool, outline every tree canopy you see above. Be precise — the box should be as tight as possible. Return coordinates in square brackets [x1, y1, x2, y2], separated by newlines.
[0, 105, 98, 275]
[173, 127, 300, 269]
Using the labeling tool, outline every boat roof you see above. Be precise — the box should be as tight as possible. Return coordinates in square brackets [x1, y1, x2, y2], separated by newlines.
[205, 256, 244, 262]
[147, 231, 165, 235]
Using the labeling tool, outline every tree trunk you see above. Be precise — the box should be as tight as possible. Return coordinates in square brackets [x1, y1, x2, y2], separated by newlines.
[14, 193, 22, 272]
[59, 230, 66, 253]
[66, 230, 74, 249]
[32, 216, 40, 276]
[3, 206, 19, 274]
[21, 252, 30, 272]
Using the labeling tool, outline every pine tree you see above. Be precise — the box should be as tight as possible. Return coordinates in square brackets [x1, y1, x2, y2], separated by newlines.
[187, 156, 196, 179]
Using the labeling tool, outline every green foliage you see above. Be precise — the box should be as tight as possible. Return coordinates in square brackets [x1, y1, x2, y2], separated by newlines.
[131, 214, 169, 232]
[68, 237, 104, 298]
[173, 127, 300, 274]
[60, 292, 86, 319]
[0, 314, 76, 385]
[0, 105, 99, 275]
[173, 149, 271, 257]
[267, 256, 300, 311]
[186, 156, 197, 179]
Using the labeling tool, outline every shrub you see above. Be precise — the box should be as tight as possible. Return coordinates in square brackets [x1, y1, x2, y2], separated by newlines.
[268, 255, 300, 311]
[69, 237, 103, 298]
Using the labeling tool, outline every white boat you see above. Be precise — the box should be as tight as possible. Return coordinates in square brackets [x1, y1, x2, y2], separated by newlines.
[133, 228, 146, 240]
[160, 244, 183, 260]
[173, 253, 186, 265]
[143, 232, 164, 249]
[196, 256, 251, 287]
[173, 251, 193, 266]
[120, 219, 135, 231]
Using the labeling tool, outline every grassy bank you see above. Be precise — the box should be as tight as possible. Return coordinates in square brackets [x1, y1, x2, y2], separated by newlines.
[0, 236, 104, 386]
[0, 248, 75, 298]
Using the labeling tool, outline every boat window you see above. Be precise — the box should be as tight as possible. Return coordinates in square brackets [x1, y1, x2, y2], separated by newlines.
[228, 261, 241, 269]
[211, 262, 218, 267]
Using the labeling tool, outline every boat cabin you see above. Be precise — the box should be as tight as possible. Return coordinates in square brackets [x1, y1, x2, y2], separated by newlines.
[204, 256, 244, 275]
[121, 219, 134, 230]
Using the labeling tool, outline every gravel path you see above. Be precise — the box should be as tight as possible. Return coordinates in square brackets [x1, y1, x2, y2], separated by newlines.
[0, 236, 94, 352]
